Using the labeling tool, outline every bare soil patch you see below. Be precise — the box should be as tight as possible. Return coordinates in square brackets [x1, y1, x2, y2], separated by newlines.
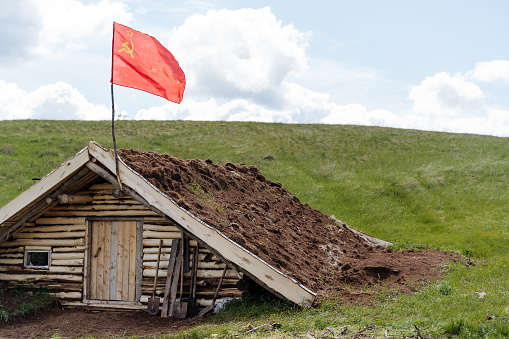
[118, 149, 456, 302]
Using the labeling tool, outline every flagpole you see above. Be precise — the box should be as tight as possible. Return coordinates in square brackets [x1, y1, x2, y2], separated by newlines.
[111, 82, 123, 191]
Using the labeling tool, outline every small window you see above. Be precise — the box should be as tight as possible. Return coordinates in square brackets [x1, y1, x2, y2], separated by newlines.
[25, 249, 51, 269]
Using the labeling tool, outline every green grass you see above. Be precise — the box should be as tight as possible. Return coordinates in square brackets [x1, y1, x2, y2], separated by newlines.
[0, 283, 56, 322]
[1, 120, 509, 338]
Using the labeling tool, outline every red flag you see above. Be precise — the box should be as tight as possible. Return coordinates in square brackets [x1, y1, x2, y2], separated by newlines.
[111, 22, 185, 104]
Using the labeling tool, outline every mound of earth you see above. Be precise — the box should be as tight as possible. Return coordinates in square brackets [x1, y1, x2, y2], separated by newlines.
[119, 149, 456, 303]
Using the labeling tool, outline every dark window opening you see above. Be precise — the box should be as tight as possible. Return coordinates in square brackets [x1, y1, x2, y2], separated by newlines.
[25, 250, 51, 269]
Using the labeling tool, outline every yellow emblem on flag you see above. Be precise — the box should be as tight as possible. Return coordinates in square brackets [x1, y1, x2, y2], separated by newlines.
[118, 29, 134, 58]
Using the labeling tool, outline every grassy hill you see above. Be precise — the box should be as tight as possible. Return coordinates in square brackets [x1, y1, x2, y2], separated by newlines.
[1, 120, 508, 337]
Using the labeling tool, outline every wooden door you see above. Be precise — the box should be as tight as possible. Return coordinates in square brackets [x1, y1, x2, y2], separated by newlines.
[88, 220, 140, 302]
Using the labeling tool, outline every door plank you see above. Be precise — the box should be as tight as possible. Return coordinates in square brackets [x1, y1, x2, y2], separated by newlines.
[90, 221, 99, 299]
[129, 221, 137, 300]
[109, 221, 118, 300]
[116, 221, 124, 301]
[103, 221, 112, 300]
[97, 221, 105, 300]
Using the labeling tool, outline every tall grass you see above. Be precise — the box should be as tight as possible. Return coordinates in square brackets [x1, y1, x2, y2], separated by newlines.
[1, 120, 509, 337]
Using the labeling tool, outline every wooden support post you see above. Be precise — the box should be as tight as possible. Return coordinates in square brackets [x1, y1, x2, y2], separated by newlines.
[161, 239, 181, 318]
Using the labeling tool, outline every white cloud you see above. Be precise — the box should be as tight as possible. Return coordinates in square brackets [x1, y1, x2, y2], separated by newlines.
[3, 0, 133, 59]
[167, 7, 308, 101]
[136, 7, 316, 123]
[409, 72, 485, 117]
[136, 94, 298, 123]
[469, 60, 509, 83]
[321, 104, 400, 127]
[402, 71, 509, 136]
[0, 80, 111, 120]
[136, 82, 326, 123]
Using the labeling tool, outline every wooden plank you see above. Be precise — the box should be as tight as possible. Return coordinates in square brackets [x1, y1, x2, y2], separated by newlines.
[0, 273, 82, 282]
[46, 265, 83, 273]
[52, 246, 85, 253]
[143, 269, 239, 279]
[103, 221, 111, 300]
[22, 225, 85, 233]
[0, 253, 23, 258]
[128, 221, 136, 301]
[143, 260, 226, 270]
[143, 239, 197, 247]
[0, 147, 89, 225]
[135, 220, 143, 302]
[120, 221, 129, 301]
[14, 231, 86, 239]
[161, 239, 180, 318]
[116, 221, 124, 301]
[82, 220, 92, 302]
[35, 217, 86, 225]
[43, 265, 83, 273]
[5, 239, 84, 247]
[51, 252, 84, 260]
[143, 231, 182, 239]
[57, 194, 94, 204]
[44, 210, 159, 217]
[143, 217, 175, 225]
[143, 224, 180, 232]
[0, 258, 23, 265]
[52, 204, 148, 211]
[60, 301, 145, 310]
[91, 198, 140, 204]
[0, 247, 24, 253]
[90, 221, 99, 300]
[168, 245, 182, 317]
[96, 221, 105, 300]
[53, 291, 82, 299]
[143, 252, 216, 262]
[109, 221, 118, 300]
[52, 259, 84, 266]
[123, 222, 131, 301]
[143, 247, 173, 254]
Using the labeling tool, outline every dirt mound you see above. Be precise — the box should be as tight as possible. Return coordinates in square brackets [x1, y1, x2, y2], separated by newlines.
[118, 149, 456, 302]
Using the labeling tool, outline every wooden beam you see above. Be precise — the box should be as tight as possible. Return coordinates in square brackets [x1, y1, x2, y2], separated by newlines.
[0, 273, 82, 282]
[5, 239, 85, 247]
[36, 217, 86, 225]
[57, 194, 94, 205]
[0, 147, 90, 226]
[14, 231, 86, 239]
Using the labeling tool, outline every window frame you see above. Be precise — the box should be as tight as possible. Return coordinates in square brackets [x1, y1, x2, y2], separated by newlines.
[24, 248, 52, 269]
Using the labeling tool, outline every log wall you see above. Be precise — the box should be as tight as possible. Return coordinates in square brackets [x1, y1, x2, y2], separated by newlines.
[0, 181, 242, 307]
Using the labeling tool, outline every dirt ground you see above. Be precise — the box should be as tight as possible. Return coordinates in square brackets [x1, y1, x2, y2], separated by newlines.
[0, 149, 457, 338]
[0, 306, 206, 338]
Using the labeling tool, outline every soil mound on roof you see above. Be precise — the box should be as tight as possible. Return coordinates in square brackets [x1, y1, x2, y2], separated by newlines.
[119, 149, 456, 303]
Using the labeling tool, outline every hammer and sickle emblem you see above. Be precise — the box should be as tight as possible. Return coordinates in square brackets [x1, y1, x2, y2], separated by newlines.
[118, 29, 134, 58]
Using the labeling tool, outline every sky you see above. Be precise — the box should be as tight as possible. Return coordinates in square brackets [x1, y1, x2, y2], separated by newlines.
[1, 0, 509, 136]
